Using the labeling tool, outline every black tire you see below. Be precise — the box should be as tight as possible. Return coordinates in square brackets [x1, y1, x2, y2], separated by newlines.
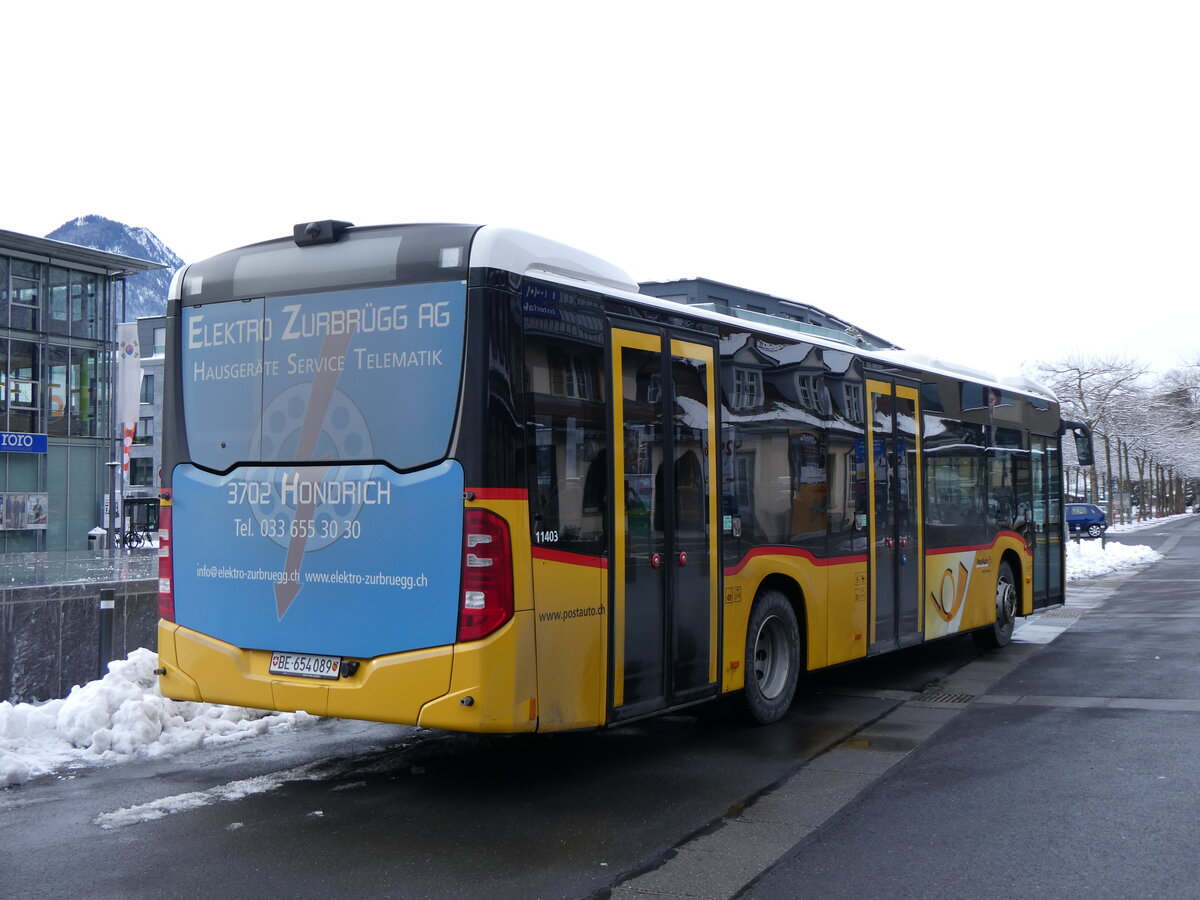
[742, 589, 801, 724]
[124, 530, 143, 549]
[1086, 524, 1104, 539]
[974, 559, 1017, 649]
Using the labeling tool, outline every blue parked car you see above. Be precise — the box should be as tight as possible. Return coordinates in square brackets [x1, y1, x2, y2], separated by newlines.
[1066, 503, 1107, 538]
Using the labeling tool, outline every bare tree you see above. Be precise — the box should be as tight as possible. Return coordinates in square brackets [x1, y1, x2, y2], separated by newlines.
[1032, 354, 1151, 436]
[1031, 355, 1151, 514]
[1033, 353, 1200, 521]
[1142, 360, 1200, 510]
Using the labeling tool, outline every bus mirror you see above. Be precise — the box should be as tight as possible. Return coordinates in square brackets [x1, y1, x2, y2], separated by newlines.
[1060, 419, 1094, 465]
[1070, 426, 1094, 466]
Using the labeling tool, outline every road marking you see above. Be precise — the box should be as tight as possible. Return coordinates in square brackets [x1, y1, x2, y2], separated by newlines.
[1013, 607, 1082, 644]
[978, 694, 1200, 713]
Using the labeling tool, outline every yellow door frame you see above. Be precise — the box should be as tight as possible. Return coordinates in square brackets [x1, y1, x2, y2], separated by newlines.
[609, 327, 719, 710]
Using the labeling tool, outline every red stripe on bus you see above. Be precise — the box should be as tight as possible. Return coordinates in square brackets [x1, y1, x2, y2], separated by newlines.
[723, 546, 868, 577]
[532, 546, 609, 568]
[924, 531, 1030, 556]
[467, 488, 529, 501]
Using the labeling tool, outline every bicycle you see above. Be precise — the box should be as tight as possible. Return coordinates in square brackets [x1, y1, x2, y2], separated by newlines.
[119, 526, 155, 549]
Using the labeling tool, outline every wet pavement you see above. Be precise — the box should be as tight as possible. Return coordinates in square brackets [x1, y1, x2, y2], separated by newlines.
[611, 517, 1200, 899]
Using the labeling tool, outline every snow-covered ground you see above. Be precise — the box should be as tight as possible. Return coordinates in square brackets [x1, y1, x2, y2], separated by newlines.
[1065, 534, 1163, 579]
[0, 528, 1173, 789]
[1064, 510, 1184, 579]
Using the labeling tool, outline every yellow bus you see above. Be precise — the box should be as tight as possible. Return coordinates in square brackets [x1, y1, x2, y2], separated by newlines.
[156, 222, 1092, 731]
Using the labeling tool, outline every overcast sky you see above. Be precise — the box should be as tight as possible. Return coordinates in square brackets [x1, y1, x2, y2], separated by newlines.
[7, 1, 1198, 378]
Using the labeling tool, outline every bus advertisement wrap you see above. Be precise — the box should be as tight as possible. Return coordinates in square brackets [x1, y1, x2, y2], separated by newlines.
[181, 281, 467, 473]
[171, 459, 465, 659]
[174, 279, 470, 659]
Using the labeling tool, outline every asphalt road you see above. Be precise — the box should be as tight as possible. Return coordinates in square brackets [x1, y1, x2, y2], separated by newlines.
[3, 518, 1194, 899]
[732, 516, 1200, 899]
[0, 635, 969, 899]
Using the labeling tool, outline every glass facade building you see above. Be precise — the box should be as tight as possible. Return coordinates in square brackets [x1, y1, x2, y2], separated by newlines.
[127, 315, 165, 503]
[0, 229, 161, 551]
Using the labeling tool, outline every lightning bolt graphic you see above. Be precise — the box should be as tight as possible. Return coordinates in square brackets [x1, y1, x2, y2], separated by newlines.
[274, 325, 355, 619]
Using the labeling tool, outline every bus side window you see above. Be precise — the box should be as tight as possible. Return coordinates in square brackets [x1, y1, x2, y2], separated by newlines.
[524, 313, 608, 556]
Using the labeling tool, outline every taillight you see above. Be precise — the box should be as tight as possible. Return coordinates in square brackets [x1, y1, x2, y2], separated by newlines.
[157, 495, 175, 622]
[458, 508, 513, 641]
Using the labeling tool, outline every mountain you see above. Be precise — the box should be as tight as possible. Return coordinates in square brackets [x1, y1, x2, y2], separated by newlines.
[44, 215, 183, 321]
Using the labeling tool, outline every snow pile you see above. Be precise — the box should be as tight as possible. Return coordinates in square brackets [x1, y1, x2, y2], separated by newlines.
[0, 648, 316, 788]
[1066, 538, 1160, 580]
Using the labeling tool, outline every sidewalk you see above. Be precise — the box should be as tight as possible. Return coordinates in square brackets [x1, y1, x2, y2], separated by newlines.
[612, 517, 1200, 899]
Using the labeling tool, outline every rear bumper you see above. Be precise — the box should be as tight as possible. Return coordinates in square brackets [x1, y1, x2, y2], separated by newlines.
[157, 611, 538, 733]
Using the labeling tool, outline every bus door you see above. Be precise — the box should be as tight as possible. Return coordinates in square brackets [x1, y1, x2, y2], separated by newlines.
[609, 327, 720, 720]
[866, 379, 923, 652]
[1030, 434, 1065, 608]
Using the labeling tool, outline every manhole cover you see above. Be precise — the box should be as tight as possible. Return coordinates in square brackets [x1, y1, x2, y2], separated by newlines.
[1038, 608, 1084, 619]
[912, 691, 974, 704]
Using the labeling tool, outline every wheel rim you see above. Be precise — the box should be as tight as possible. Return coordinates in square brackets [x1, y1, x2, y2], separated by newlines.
[1088, 525, 1102, 537]
[753, 614, 791, 700]
[996, 572, 1016, 629]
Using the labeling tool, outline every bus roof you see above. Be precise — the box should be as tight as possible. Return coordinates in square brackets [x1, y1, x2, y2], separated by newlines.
[469, 226, 639, 293]
[473, 226, 1058, 405]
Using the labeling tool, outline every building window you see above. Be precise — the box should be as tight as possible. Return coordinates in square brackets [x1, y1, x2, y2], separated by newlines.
[0, 256, 7, 328]
[129, 457, 155, 487]
[732, 367, 762, 409]
[47, 267, 70, 336]
[843, 384, 863, 423]
[136, 416, 154, 444]
[549, 351, 596, 400]
[71, 272, 101, 340]
[47, 345, 69, 436]
[10, 260, 39, 332]
[795, 374, 820, 411]
[152, 327, 166, 356]
[70, 347, 99, 436]
[644, 372, 662, 404]
[734, 452, 756, 510]
[140, 373, 154, 404]
[6, 340, 41, 432]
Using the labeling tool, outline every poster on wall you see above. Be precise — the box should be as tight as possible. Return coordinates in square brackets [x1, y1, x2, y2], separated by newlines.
[1, 493, 48, 530]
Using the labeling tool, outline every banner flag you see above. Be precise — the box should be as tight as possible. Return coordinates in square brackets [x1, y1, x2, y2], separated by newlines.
[116, 323, 142, 428]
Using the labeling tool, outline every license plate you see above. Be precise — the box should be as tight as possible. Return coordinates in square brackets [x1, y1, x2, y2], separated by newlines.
[269, 651, 342, 680]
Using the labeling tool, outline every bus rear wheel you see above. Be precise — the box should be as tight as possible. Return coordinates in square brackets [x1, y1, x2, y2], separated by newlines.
[974, 560, 1017, 649]
[742, 589, 801, 724]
